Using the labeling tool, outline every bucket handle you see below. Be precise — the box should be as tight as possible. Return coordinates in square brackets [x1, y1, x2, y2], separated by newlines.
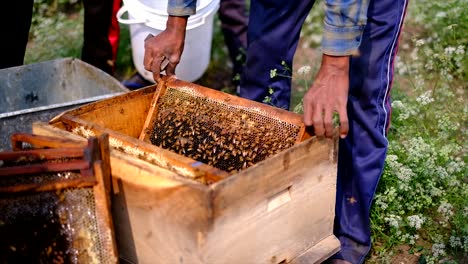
[117, 2, 219, 29]
[185, 2, 219, 30]
[116, 5, 146, 25]
[144, 11, 211, 31]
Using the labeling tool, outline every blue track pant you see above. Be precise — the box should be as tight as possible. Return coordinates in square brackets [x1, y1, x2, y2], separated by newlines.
[239, 0, 408, 262]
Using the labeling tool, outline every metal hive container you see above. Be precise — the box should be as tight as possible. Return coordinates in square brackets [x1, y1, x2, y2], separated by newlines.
[0, 58, 128, 150]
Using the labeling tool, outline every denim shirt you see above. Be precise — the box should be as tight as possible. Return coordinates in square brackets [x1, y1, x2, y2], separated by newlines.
[322, 0, 370, 55]
[168, 0, 370, 56]
[167, 0, 197, 16]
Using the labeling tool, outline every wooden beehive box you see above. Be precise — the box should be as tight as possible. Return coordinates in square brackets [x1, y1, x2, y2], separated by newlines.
[33, 78, 340, 264]
[0, 133, 118, 263]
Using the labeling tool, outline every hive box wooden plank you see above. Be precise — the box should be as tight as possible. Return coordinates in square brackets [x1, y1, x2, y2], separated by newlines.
[33, 81, 340, 264]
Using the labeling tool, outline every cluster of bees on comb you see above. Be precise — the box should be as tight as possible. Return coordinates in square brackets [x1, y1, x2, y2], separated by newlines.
[149, 90, 299, 173]
[0, 192, 71, 264]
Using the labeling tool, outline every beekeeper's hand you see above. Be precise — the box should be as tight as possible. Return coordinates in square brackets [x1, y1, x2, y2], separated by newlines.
[303, 54, 350, 139]
[144, 15, 188, 82]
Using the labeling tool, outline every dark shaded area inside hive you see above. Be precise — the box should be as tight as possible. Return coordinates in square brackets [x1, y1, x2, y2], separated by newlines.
[0, 170, 82, 189]
[148, 88, 300, 172]
[0, 156, 82, 188]
[0, 192, 72, 263]
[2, 155, 76, 167]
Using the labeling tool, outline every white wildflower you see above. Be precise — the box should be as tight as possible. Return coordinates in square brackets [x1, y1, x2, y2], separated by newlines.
[270, 68, 277, 78]
[396, 59, 407, 75]
[414, 14, 424, 23]
[444, 46, 456, 55]
[449, 236, 462, 248]
[398, 111, 410, 121]
[425, 60, 434, 70]
[435, 11, 447, 18]
[384, 214, 401, 228]
[391, 100, 404, 109]
[431, 243, 446, 258]
[437, 201, 454, 221]
[416, 90, 435, 105]
[447, 159, 463, 174]
[397, 166, 415, 182]
[386, 154, 398, 163]
[376, 200, 388, 210]
[401, 233, 410, 241]
[374, 194, 388, 210]
[438, 114, 460, 132]
[415, 75, 425, 89]
[407, 215, 425, 229]
[415, 39, 425, 47]
[403, 234, 419, 245]
[447, 178, 461, 187]
[455, 45, 465, 55]
[310, 34, 322, 44]
[406, 137, 432, 163]
[410, 48, 419, 60]
[297, 65, 311, 75]
[440, 145, 462, 163]
[429, 185, 444, 197]
[435, 166, 449, 180]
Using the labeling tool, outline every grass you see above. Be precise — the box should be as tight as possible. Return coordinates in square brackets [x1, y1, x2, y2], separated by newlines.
[25, 0, 467, 263]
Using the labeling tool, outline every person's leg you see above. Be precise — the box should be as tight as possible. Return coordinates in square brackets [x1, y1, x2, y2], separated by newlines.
[82, 0, 120, 75]
[218, 0, 248, 83]
[0, 1, 34, 69]
[332, 0, 408, 262]
[239, 0, 315, 110]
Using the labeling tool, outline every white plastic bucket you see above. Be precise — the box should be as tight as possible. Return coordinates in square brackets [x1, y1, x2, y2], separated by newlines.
[134, 0, 213, 15]
[117, 0, 220, 82]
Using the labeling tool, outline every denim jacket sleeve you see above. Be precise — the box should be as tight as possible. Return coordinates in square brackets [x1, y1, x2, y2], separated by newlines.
[167, 0, 197, 16]
[321, 0, 370, 56]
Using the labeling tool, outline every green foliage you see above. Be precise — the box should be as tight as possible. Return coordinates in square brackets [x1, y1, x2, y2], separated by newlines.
[368, 0, 468, 262]
[25, 1, 84, 64]
[300, 1, 325, 49]
[115, 24, 135, 79]
[26, 0, 135, 78]
[32, 0, 82, 19]
[269, 60, 316, 112]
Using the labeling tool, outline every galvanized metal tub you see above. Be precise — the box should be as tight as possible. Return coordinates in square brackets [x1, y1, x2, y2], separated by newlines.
[0, 58, 128, 150]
